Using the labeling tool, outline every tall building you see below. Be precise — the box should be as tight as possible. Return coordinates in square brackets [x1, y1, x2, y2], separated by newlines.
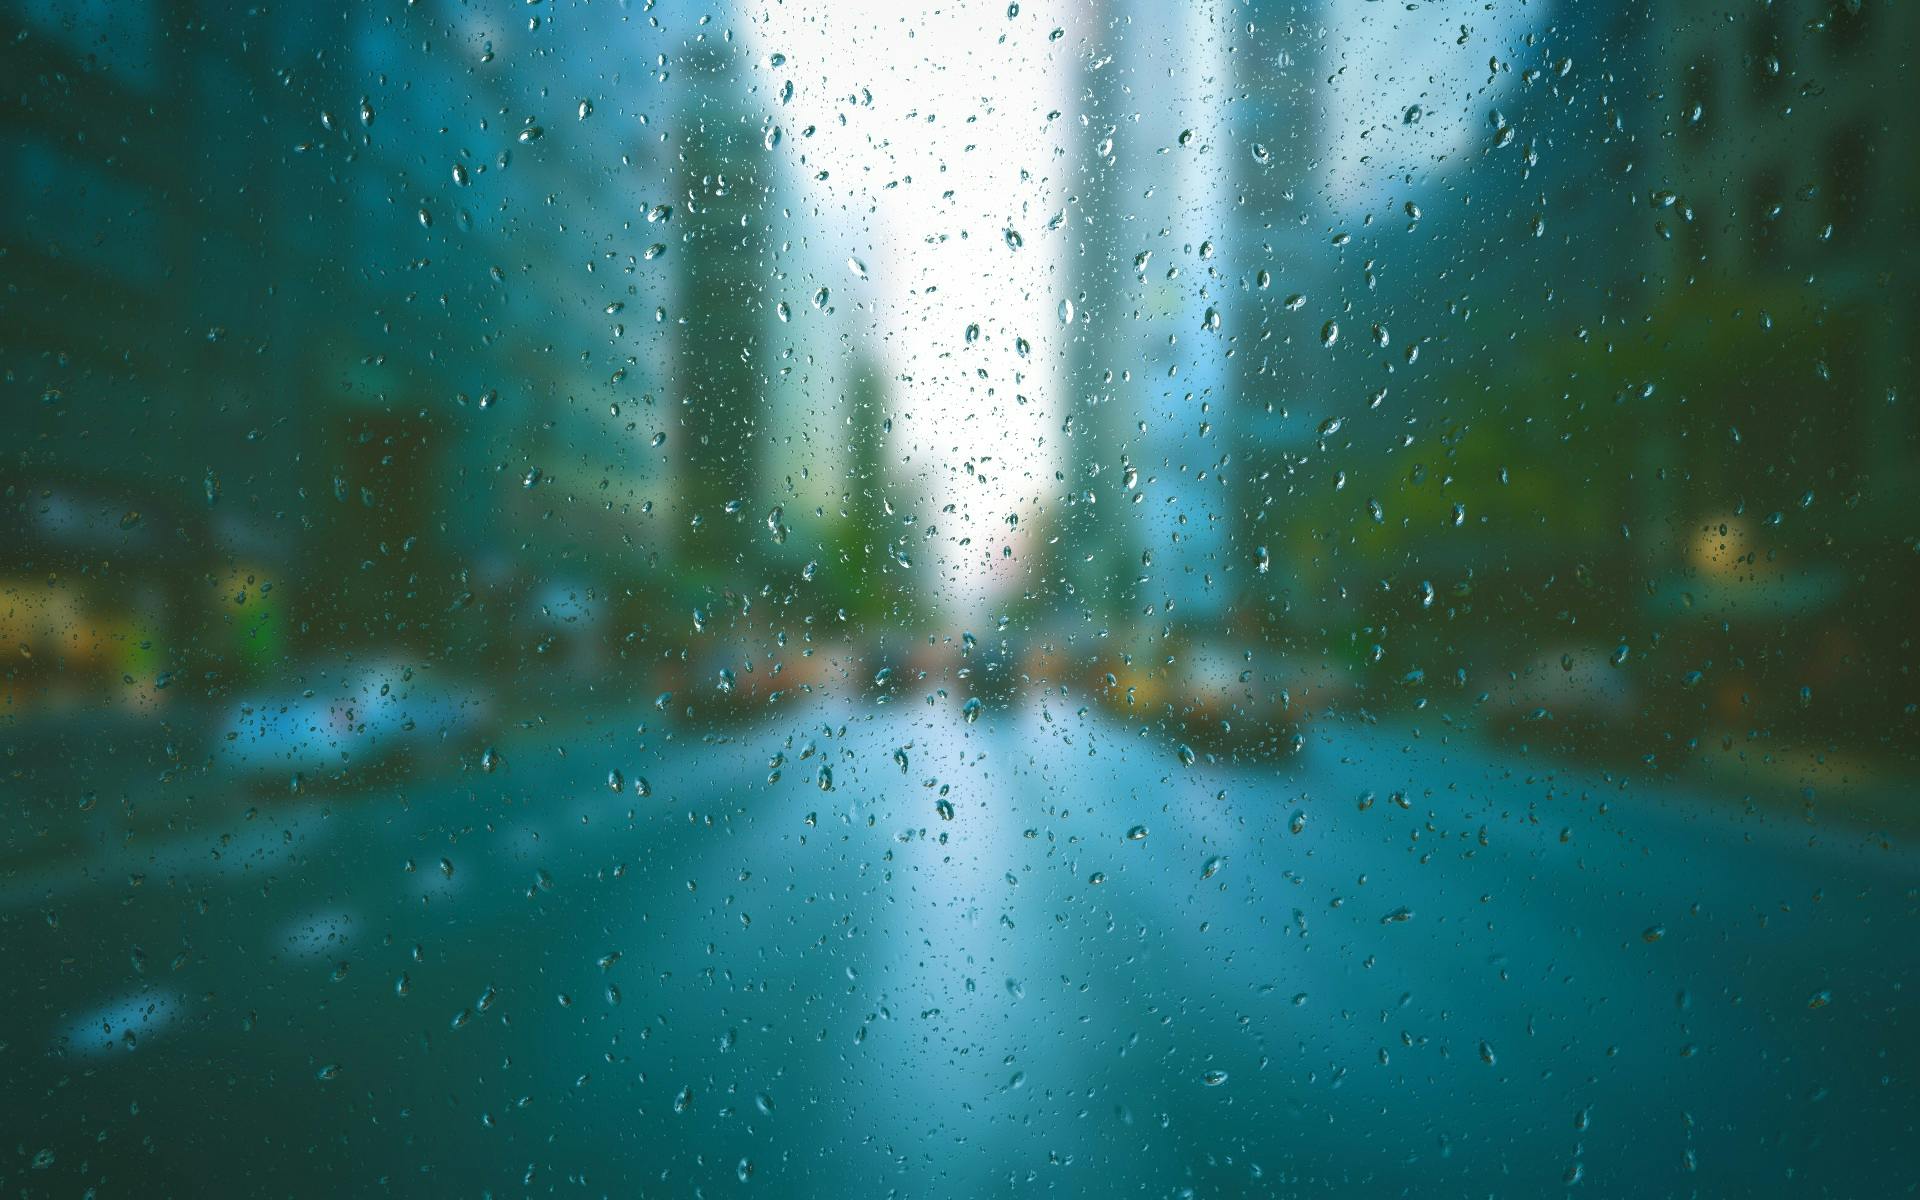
[1650, 0, 1916, 491]
[1065, 0, 1247, 636]
[2, 2, 683, 685]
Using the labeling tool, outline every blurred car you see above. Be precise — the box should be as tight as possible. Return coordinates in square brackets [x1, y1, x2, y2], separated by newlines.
[211, 659, 489, 788]
[1078, 631, 1319, 759]
[1, 472, 220, 722]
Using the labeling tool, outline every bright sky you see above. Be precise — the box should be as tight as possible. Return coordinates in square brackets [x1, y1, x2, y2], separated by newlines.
[1319, 0, 1539, 210]
[746, 0, 1533, 623]
[749, 1, 1081, 625]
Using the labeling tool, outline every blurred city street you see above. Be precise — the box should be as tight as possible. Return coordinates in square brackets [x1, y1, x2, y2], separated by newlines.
[7, 692, 1912, 1195]
[5, 0, 1918, 1194]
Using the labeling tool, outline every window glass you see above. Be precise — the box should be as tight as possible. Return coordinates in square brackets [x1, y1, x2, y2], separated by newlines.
[4, 1, 1915, 1194]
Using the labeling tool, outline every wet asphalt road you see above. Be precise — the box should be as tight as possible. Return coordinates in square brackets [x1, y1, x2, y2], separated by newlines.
[4, 696, 1913, 1197]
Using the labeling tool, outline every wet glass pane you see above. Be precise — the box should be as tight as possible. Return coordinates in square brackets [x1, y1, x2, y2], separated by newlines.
[4, 1, 1915, 1193]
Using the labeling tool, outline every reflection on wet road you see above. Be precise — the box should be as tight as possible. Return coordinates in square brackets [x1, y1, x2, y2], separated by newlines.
[7, 698, 1912, 1196]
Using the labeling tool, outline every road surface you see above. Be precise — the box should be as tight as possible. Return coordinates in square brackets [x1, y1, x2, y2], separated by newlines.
[3, 695, 1913, 1197]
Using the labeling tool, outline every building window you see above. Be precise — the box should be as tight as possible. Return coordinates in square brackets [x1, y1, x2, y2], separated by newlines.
[1681, 54, 1715, 141]
[1829, 0, 1869, 51]
[1823, 119, 1872, 243]
[1749, 7, 1785, 98]
[1748, 165, 1787, 267]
